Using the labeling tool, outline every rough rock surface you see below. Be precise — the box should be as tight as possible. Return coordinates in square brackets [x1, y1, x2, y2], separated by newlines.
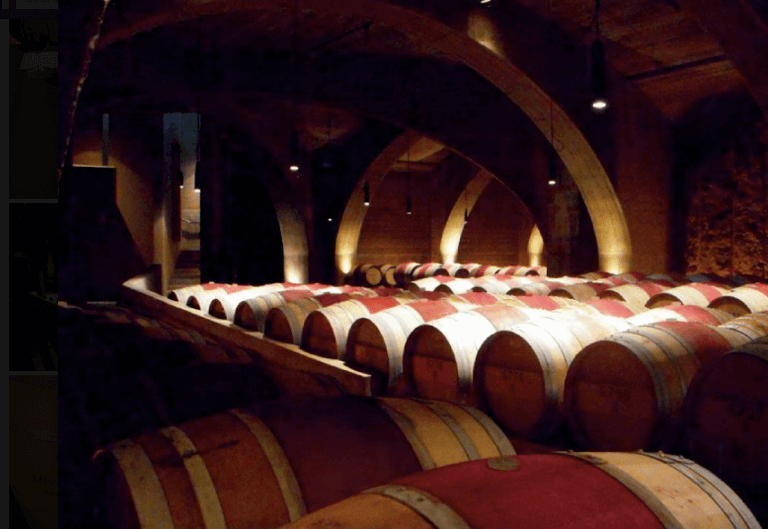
[686, 113, 768, 278]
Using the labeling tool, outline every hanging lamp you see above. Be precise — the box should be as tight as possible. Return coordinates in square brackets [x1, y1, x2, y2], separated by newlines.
[590, 0, 609, 112]
[548, 97, 558, 186]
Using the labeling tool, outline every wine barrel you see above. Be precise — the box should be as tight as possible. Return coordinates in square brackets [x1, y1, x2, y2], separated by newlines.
[411, 262, 449, 280]
[598, 280, 674, 312]
[684, 337, 768, 490]
[498, 265, 541, 276]
[474, 311, 628, 441]
[463, 263, 482, 277]
[709, 283, 768, 316]
[512, 294, 584, 311]
[444, 263, 471, 278]
[186, 285, 258, 313]
[564, 321, 748, 451]
[508, 280, 566, 296]
[471, 264, 501, 277]
[353, 264, 383, 287]
[579, 270, 612, 280]
[403, 305, 539, 405]
[394, 262, 420, 286]
[601, 271, 646, 287]
[407, 275, 455, 293]
[376, 264, 398, 287]
[278, 452, 760, 529]
[550, 281, 611, 301]
[646, 283, 731, 309]
[433, 278, 480, 295]
[209, 284, 335, 321]
[167, 282, 228, 305]
[580, 298, 638, 318]
[717, 312, 768, 342]
[626, 305, 735, 327]
[234, 289, 321, 331]
[264, 293, 359, 345]
[301, 293, 427, 359]
[467, 275, 515, 293]
[91, 397, 516, 529]
[234, 286, 379, 331]
[645, 272, 685, 284]
[346, 293, 511, 395]
[10, 376, 58, 529]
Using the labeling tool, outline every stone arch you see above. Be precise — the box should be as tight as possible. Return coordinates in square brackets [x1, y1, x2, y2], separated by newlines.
[335, 130, 421, 281]
[94, 0, 632, 272]
[440, 169, 494, 265]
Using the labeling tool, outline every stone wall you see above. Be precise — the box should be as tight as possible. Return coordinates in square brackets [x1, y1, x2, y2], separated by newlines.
[685, 108, 768, 278]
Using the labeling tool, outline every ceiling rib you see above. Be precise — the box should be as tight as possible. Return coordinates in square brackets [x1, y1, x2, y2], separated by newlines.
[626, 54, 729, 81]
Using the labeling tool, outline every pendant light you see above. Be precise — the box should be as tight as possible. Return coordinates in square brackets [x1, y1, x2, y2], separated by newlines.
[288, 0, 301, 173]
[548, 97, 558, 186]
[289, 130, 300, 172]
[363, 181, 370, 207]
[590, 0, 609, 113]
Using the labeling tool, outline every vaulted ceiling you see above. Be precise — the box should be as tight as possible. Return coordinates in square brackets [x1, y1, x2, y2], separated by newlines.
[68, 0, 767, 209]
[77, 0, 766, 156]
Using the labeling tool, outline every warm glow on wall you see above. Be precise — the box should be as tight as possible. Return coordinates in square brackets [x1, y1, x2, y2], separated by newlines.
[528, 225, 544, 266]
[440, 170, 493, 264]
[467, 10, 502, 56]
[600, 252, 630, 275]
[276, 205, 309, 284]
[338, 254, 354, 276]
[284, 260, 306, 284]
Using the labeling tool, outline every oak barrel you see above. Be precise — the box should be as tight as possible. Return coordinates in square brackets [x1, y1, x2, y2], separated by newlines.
[474, 310, 628, 441]
[444, 263, 471, 278]
[411, 262, 449, 280]
[91, 397, 516, 529]
[626, 305, 735, 327]
[394, 262, 420, 286]
[263, 293, 359, 345]
[581, 298, 639, 318]
[598, 280, 674, 313]
[709, 283, 768, 316]
[346, 293, 510, 395]
[301, 293, 424, 359]
[403, 304, 538, 405]
[277, 452, 760, 529]
[471, 264, 501, 277]
[646, 283, 731, 309]
[550, 281, 611, 301]
[564, 321, 749, 451]
[167, 282, 228, 306]
[353, 263, 383, 287]
[209, 283, 336, 321]
[684, 337, 768, 489]
[376, 264, 398, 287]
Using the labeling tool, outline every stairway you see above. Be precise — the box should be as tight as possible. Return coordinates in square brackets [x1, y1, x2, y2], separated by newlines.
[168, 250, 201, 291]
